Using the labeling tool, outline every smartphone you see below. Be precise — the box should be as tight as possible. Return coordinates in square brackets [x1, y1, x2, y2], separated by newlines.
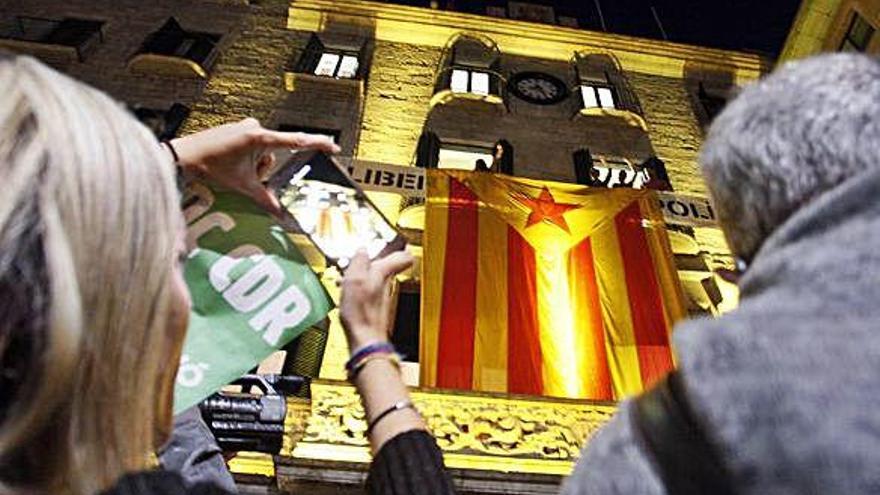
[267, 150, 407, 269]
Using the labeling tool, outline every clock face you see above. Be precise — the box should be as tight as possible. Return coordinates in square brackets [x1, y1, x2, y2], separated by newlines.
[510, 72, 568, 105]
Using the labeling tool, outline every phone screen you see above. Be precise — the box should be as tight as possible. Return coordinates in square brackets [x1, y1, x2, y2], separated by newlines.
[270, 152, 405, 268]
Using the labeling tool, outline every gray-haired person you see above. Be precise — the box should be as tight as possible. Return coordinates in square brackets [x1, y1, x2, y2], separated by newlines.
[338, 53, 880, 495]
[563, 52, 880, 495]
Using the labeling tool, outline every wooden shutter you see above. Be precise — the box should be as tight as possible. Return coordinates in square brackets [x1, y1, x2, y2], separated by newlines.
[295, 33, 324, 74]
[46, 18, 103, 61]
[416, 131, 441, 169]
[140, 17, 185, 56]
[573, 148, 594, 185]
[186, 33, 219, 69]
[45, 18, 101, 46]
[494, 139, 514, 175]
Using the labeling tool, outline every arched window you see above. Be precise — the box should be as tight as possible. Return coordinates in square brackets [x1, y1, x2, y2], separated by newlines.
[573, 52, 642, 116]
[434, 34, 504, 103]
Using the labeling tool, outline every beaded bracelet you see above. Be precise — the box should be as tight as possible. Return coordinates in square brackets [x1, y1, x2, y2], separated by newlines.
[345, 342, 396, 373]
[347, 352, 402, 382]
[366, 400, 416, 436]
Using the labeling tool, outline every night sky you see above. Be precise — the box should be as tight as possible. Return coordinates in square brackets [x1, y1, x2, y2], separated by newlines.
[389, 0, 803, 57]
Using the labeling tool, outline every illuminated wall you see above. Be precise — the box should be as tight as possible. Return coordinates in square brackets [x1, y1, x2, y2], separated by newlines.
[780, 0, 880, 62]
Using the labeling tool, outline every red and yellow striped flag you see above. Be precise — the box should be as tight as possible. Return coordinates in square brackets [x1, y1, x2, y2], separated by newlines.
[421, 170, 687, 401]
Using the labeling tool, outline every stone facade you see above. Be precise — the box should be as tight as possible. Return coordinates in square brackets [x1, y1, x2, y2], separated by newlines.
[780, 0, 880, 61]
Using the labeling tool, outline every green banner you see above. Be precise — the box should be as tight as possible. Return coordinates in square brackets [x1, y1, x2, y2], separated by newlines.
[174, 185, 333, 413]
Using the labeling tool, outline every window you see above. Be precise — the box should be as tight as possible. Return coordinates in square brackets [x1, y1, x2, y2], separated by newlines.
[132, 103, 190, 141]
[580, 84, 616, 110]
[438, 144, 495, 171]
[437, 35, 502, 99]
[0, 16, 103, 61]
[137, 18, 220, 71]
[840, 12, 875, 52]
[450, 68, 490, 95]
[313, 52, 359, 78]
[698, 82, 727, 123]
[296, 34, 365, 80]
[418, 131, 513, 173]
[277, 125, 340, 144]
[573, 52, 642, 116]
[573, 149, 649, 189]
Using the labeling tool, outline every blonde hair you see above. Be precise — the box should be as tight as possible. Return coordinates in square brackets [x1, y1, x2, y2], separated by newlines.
[0, 55, 183, 494]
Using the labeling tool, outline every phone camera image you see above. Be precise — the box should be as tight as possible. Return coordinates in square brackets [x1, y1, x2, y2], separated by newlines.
[268, 151, 406, 269]
[279, 174, 399, 268]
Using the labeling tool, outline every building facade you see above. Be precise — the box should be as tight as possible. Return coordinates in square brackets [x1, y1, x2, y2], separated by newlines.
[780, 0, 880, 61]
[0, 0, 768, 492]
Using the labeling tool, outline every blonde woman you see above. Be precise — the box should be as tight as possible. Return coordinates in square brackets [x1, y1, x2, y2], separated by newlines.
[0, 53, 338, 495]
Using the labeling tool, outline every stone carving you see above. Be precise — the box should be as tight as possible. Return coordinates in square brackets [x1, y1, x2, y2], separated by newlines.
[292, 381, 616, 463]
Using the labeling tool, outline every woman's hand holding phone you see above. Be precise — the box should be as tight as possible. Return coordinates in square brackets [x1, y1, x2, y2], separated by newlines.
[171, 118, 339, 215]
[339, 249, 413, 355]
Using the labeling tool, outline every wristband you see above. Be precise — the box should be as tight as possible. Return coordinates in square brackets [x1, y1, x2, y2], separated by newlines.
[347, 352, 401, 382]
[345, 342, 395, 372]
[367, 400, 416, 436]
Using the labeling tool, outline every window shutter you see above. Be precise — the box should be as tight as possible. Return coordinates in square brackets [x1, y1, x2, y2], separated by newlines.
[416, 131, 441, 169]
[45, 18, 102, 47]
[296, 34, 324, 74]
[698, 82, 726, 122]
[45, 18, 103, 61]
[489, 58, 503, 97]
[140, 17, 185, 56]
[186, 33, 219, 69]
[355, 38, 370, 79]
[160, 103, 191, 141]
[494, 139, 514, 175]
[573, 148, 594, 185]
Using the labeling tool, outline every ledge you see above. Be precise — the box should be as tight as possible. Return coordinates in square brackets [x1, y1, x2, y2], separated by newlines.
[276, 380, 615, 478]
[574, 107, 648, 131]
[283, 71, 364, 93]
[0, 39, 80, 64]
[429, 89, 505, 110]
[128, 53, 208, 79]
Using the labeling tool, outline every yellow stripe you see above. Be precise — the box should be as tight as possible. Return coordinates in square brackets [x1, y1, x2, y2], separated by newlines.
[640, 197, 688, 366]
[568, 242, 609, 399]
[472, 206, 509, 392]
[536, 246, 583, 398]
[590, 219, 643, 400]
[420, 171, 449, 387]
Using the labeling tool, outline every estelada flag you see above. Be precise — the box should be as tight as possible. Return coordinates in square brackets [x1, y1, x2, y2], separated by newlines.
[421, 170, 687, 401]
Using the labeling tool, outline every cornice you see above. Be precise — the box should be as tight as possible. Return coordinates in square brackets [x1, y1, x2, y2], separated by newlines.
[289, 0, 769, 82]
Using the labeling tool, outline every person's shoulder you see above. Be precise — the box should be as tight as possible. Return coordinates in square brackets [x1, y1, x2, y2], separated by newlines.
[103, 471, 233, 495]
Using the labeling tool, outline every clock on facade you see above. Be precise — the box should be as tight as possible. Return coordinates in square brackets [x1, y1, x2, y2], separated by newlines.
[509, 71, 569, 105]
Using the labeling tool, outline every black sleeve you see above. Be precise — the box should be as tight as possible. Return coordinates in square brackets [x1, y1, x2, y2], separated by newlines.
[366, 430, 457, 495]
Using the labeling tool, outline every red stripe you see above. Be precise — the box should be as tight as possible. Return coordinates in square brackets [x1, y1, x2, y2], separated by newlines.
[615, 201, 674, 389]
[506, 227, 543, 395]
[436, 178, 478, 389]
[569, 237, 613, 400]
